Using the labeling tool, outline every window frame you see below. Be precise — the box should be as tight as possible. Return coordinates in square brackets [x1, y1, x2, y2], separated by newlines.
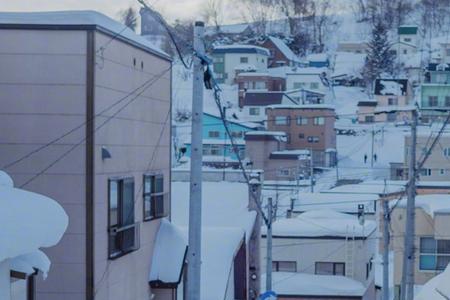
[143, 173, 165, 222]
[272, 261, 297, 272]
[240, 57, 249, 63]
[315, 262, 346, 276]
[296, 116, 308, 126]
[249, 107, 260, 116]
[274, 116, 290, 126]
[208, 131, 220, 138]
[419, 237, 450, 271]
[313, 117, 325, 126]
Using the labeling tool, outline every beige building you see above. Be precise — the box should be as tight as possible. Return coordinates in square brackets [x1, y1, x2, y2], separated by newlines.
[337, 41, 368, 54]
[261, 210, 377, 300]
[0, 11, 174, 300]
[390, 195, 450, 299]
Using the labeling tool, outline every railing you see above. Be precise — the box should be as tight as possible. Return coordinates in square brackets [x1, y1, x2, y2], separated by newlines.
[108, 222, 140, 259]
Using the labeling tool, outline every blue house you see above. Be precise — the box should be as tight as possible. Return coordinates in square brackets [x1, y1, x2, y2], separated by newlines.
[184, 112, 261, 167]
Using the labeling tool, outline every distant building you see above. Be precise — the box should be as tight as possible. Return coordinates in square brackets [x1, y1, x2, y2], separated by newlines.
[390, 195, 450, 300]
[421, 63, 450, 122]
[236, 72, 286, 107]
[395, 25, 419, 57]
[266, 105, 337, 167]
[307, 53, 330, 68]
[212, 45, 270, 84]
[337, 41, 368, 54]
[285, 67, 329, 93]
[241, 91, 298, 122]
[183, 112, 261, 168]
[260, 36, 303, 67]
[261, 210, 377, 300]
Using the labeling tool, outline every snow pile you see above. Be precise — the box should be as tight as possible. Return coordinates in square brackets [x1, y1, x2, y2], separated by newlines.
[333, 52, 365, 78]
[416, 264, 450, 300]
[0, 171, 68, 276]
[262, 272, 366, 297]
[379, 80, 404, 96]
[0, 11, 169, 58]
[149, 219, 187, 284]
[10, 250, 51, 278]
[263, 209, 376, 238]
[394, 194, 450, 217]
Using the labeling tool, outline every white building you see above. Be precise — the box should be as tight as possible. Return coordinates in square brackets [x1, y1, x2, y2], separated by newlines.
[286, 67, 329, 93]
[212, 45, 270, 84]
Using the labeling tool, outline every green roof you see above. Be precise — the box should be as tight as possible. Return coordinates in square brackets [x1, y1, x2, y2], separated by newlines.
[398, 26, 418, 35]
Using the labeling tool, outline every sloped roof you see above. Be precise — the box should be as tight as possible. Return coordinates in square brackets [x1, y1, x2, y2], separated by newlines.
[267, 36, 301, 63]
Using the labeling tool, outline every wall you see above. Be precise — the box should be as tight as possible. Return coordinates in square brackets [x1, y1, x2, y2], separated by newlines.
[0, 28, 89, 300]
[375, 95, 409, 107]
[286, 73, 327, 92]
[92, 31, 172, 300]
[223, 53, 268, 84]
[357, 106, 376, 123]
[421, 84, 450, 108]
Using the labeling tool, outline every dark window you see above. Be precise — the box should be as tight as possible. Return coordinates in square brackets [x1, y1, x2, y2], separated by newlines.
[296, 116, 308, 125]
[307, 136, 319, 143]
[240, 57, 249, 63]
[143, 174, 166, 221]
[420, 237, 450, 271]
[299, 133, 305, 139]
[108, 178, 139, 259]
[445, 96, 450, 107]
[429, 96, 439, 107]
[365, 115, 375, 123]
[272, 261, 297, 272]
[315, 262, 345, 276]
[208, 131, 220, 138]
[275, 116, 290, 125]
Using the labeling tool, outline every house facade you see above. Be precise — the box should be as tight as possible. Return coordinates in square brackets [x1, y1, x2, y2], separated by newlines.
[286, 68, 329, 93]
[265, 105, 337, 167]
[236, 72, 286, 107]
[261, 210, 377, 300]
[241, 91, 298, 122]
[212, 45, 269, 84]
[421, 63, 450, 122]
[395, 25, 419, 57]
[0, 11, 172, 300]
[260, 36, 303, 68]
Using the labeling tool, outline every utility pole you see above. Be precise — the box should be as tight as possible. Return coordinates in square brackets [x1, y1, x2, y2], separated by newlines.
[383, 198, 390, 300]
[266, 197, 273, 292]
[335, 151, 339, 183]
[371, 128, 375, 168]
[248, 172, 262, 299]
[222, 106, 227, 181]
[401, 109, 418, 300]
[310, 149, 314, 192]
[187, 21, 205, 300]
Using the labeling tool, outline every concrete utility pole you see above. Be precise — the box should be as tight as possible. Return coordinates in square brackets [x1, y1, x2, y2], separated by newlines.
[383, 198, 390, 300]
[401, 109, 418, 300]
[248, 173, 262, 299]
[187, 21, 205, 300]
[310, 149, 314, 192]
[371, 128, 375, 168]
[266, 197, 273, 292]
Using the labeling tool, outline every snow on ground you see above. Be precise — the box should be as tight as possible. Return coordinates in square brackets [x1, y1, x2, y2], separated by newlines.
[262, 272, 367, 297]
[333, 52, 365, 79]
[416, 264, 450, 300]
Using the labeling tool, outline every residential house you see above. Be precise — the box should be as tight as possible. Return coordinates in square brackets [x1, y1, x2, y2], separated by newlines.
[260, 36, 303, 68]
[286, 67, 329, 94]
[395, 25, 419, 57]
[0, 11, 172, 300]
[261, 210, 377, 300]
[0, 171, 68, 300]
[212, 44, 270, 84]
[390, 195, 450, 299]
[358, 79, 414, 123]
[236, 72, 286, 107]
[421, 63, 450, 122]
[266, 104, 337, 167]
[245, 131, 312, 181]
[171, 181, 261, 300]
[183, 112, 261, 168]
[307, 53, 330, 68]
[404, 132, 450, 181]
[241, 91, 298, 122]
[337, 41, 368, 54]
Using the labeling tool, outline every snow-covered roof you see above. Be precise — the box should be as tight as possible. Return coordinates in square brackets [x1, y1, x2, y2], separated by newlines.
[286, 67, 328, 75]
[263, 210, 376, 238]
[245, 131, 286, 137]
[262, 272, 366, 297]
[416, 264, 450, 300]
[213, 44, 270, 56]
[266, 104, 335, 110]
[149, 219, 187, 285]
[0, 171, 68, 276]
[268, 36, 301, 63]
[374, 105, 416, 113]
[324, 182, 406, 195]
[185, 139, 245, 146]
[394, 194, 450, 217]
[374, 79, 408, 96]
[0, 11, 170, 59]
[307, 53, 329, 62]
[271, 150, 310, 156]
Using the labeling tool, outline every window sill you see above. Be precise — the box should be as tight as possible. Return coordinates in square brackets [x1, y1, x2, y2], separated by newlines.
[108, 248, 138, 260]
[143, 215, 166, 223]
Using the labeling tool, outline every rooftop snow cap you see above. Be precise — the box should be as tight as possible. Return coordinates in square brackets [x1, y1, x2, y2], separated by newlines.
[374, 79, 408, 96]
[213, 44, 270, 56]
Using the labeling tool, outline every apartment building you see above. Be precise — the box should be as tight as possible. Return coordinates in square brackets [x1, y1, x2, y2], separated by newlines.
[0, 11, 172, 300]
[266, 105, 337, 167]
[236, 72, 286, 107]
[421, 63, 450, 122]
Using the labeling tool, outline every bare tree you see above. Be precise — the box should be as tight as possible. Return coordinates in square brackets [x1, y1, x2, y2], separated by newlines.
[238, 0, 277, 35]
[275, 0, 315, 36]
[310, 0, 334, 52]
[202, 0, 224, 32]
[420, 0, 450, 38]
[120, 7, 138, 32]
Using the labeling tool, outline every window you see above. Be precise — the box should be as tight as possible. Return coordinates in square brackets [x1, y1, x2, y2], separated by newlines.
[365, 115, 375, 123]
[297, 116, 308, 125]
[231, 131, 243, 138]
[420, 168, 432, 177]
[404, 38, 412, 42]
[293, 82, 305, 89]
[420, 237, 450, 271]
[403, 49, 408, 55]
[310, 82, 319, 89]
[446, 49, 450, 57]
[429, 96, 439, 107]
[277, 168, 290, 177]
[255, 81, 266, 89]
[249, 107, 260, 116]
[208, 131, 220, 138]
[143, 174, 166, 221]
[445, 97, 450, 107]
[214, 56, 224, 63]
[307, 136, 319, 143]
[203, 144, 222, 156]
[315, 262, 345, 276]
[443, 148, 450, 157]
[286, 133, 291, 144]
[108, 178, 138, 259]
[388, 97, 398, 105]
[440, 169, 446, 175]
[387, 112, 397, 122]
[275, 116, 290, 125]
[299, 133, 305, 139]
[313, 117, 325, 125]
[272, 261, 297, 272]
[240, 57, 249, 63]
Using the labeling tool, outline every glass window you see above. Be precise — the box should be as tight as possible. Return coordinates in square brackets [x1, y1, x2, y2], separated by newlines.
[445, 97, 450, 107]
[293, 82, 305, 89]
[297, 116, 308, 125]
[240, 57, 249, 63]
[446, 49, 450, 57]
[313, 117, 325, 125]
[388, 97, 398, 105]
[307, 136, 320, 143]
[444, 148, 450, 157]
[144, 174, 165, 221]
[419, 237, 450, 271]
[275, 116, 290, 125]
[272, 261, 297, 272]
[315, 262, 345, 276]
[310, 82, 319, 89]
[249, 107, 260, 116]
[428, 96, 439, 107]
[208, 131, 220, 138]
[231, 131, 243, 138]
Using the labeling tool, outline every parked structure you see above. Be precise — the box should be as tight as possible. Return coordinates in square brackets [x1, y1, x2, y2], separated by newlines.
[421, 63, 450, 122]
[266, 105, 337, 167]
[261, 210, 377, 299]
[212, 44, 270, 84]
[0, 11, 172, 300]
[390, 195, 450, 300]
[236, 72, 286, 107]
[260, 36, 303, 68]
[183, 112, 261, 168]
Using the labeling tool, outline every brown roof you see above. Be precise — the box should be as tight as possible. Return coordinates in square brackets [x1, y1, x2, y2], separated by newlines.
[243, 92, 294, 106]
